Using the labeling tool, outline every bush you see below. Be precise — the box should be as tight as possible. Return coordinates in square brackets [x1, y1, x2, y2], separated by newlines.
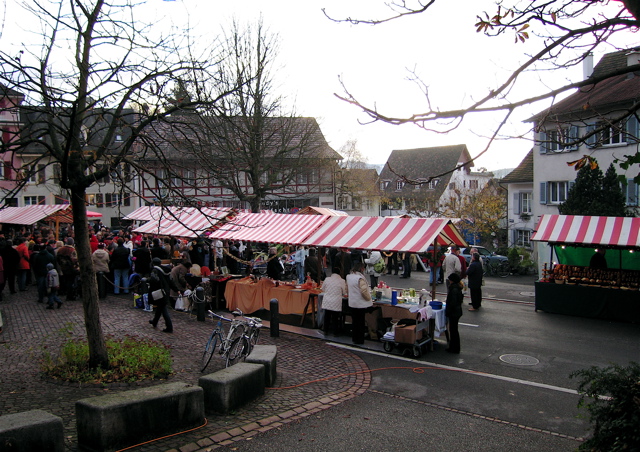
[42, 334, 172, 384]
[570, 362, 640, 451]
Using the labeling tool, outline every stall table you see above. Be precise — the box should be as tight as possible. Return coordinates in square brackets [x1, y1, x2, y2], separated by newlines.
[224, 277, 320, 317]
[535, 282, 640, 323]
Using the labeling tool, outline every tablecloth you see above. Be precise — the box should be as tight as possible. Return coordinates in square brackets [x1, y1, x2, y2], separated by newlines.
[224, 277, 315, 315]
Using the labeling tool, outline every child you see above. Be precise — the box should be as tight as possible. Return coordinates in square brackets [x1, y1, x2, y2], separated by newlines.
[46, 263, 62, 309]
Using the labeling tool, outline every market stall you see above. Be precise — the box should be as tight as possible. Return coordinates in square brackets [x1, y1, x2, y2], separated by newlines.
[125, 206, 236, 238]
[0, 204, 101, 238]
[532, 214, 640, 323]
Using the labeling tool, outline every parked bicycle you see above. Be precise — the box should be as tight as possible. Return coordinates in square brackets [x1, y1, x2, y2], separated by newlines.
[200, 310, 262, 372]
[226, 314, 263, 367]
[484, 259, 510, 278]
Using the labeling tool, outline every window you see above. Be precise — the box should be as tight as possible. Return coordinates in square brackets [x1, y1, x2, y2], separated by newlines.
[469, 180, 479, 190]
[380, 180, 391, 190]
[548, 181, 569, 204]
[448, 182, 456, 190]
[427, 179, 438, 190]
[539, 126, 579, 153]
[297, 172, 308, 184]
[515, 230, 532, 248]
[514, 192, 532, 214]
[415, 179, 426, 190]
[24, 196, 44, 206]
[598, 120, 625, 145]
[395, 180, 404, 191]
[309, 169, 319, 184]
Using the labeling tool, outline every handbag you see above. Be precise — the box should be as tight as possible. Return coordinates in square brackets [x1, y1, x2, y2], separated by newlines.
[151, 289, 165, 302]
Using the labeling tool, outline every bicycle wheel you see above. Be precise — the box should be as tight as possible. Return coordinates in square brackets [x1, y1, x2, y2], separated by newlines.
[201, 331, 220, 372]
[249, 326, 260, 346]
[226, 336, 250, 367]
[497, 261, 510, 278]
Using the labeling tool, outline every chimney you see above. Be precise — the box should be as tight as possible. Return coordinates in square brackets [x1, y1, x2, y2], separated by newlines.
[583, 53, 594, 80]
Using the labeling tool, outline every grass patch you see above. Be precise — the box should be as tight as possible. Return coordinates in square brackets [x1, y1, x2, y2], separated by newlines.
[42, 334, 172, 384]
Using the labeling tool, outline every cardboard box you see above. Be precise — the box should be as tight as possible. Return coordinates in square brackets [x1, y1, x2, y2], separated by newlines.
[394, 325, 423, 344]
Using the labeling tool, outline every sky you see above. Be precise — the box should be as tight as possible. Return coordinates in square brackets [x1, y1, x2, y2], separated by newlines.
[3, 0, 639, 172]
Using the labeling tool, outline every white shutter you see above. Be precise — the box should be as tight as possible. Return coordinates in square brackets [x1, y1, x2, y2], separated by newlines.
[539, 182, 547, 205]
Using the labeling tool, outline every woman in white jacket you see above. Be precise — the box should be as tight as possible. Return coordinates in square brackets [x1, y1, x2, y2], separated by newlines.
[346, 262, 373, 345]
[320, 266, 347, 335]
[364, 250, 383, 289]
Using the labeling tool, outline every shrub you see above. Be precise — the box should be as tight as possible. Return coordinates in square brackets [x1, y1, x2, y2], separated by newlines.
[570, 362, 640, 451]
[42, 334, 172, 384]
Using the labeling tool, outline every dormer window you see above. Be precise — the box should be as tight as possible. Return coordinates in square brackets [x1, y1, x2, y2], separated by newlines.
[395, 180, 404, 191]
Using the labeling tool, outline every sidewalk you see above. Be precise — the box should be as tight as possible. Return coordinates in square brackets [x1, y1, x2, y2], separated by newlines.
[0, 288, 370, 452]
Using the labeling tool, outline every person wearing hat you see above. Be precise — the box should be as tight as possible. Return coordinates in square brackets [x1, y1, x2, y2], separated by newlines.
[445, 272, 464, 354]
[45, 263, 62, 309]
[148, 257, 176, 333]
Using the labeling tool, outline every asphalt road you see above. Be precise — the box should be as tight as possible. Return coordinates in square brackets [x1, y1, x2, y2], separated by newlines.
[217, 271, 639, 451]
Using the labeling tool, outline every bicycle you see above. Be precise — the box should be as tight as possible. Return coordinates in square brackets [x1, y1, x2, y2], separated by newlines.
[225, 314, 263, 367]
[484, 259, 510, 278]
[200, 310, 247, 372]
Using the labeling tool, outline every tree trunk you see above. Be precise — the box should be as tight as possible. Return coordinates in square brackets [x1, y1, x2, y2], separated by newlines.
[250, 197, 262, 213]
[71, 188, 109, 369]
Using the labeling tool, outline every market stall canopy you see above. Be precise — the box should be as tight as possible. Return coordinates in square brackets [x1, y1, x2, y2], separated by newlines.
[294, 206, 348, 216]
[131, 207, 236, 238]
[531, 214, 640, 249]
[301, 216, 467, 253]
[0, 205, 100, 225]
[208, 212, 329, 245]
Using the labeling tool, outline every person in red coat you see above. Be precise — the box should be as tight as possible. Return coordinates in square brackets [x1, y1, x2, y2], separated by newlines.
[15, 237, 31, 292]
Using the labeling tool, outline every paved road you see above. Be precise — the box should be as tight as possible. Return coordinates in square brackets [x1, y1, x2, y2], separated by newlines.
[1, 272, 638, 451]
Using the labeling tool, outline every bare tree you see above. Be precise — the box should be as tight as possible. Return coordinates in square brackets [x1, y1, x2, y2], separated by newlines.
[335, 140, 379, 211]
[324, 1, 640, 177]
[183, 19, 341, 213]
[0, 0, 225, 368]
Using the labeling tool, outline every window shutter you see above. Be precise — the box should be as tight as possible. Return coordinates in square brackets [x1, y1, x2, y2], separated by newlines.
[627, 179, 638, 206]
[538, 131, 547, 154]
[567, 125, 579, 150]
[539, 182, 547, 204]
[513, 192, 520, 214]
[3, 162, 11, 180]
[626, 115, 639, 143]
[586, 123, 597, 147]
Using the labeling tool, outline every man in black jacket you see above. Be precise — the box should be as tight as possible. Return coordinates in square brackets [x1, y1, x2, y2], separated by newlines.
[111, 238, 131, 294]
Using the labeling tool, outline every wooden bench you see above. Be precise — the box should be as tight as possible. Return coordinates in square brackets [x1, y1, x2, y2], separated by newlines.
[0, 410, 64, 452]
[76, 381, 204, 452]
[246, 344, 278, 387]
[198, 363, 265, 414]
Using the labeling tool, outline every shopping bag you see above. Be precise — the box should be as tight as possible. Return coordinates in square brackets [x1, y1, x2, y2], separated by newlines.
[175, 294, 185, 311]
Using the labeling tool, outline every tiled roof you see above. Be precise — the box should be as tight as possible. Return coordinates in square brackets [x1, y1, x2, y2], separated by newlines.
[378, 144, 472, 199]
[500, 149, 533, 183]
[529, 47, 640, 122]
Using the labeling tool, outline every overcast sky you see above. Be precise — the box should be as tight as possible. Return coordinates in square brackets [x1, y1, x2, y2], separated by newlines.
[3, 0, 639, 172]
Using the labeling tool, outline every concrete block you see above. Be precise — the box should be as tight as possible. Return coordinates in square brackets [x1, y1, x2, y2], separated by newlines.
[246, 345, 278, 387]
[76, 381, 203, 452]
[198, 363, 265, 414]
[0, 409, 64, 452]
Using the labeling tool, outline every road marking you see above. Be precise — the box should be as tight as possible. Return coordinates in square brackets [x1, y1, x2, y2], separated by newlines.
[330, 343, 579, 396]
[460, 322, 478, 327]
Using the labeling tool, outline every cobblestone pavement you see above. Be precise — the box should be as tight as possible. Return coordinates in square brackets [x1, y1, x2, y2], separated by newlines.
[0, 288, 369, 452]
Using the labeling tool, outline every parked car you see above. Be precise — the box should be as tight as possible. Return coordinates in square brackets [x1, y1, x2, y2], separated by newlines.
[449, 246, 509, 267]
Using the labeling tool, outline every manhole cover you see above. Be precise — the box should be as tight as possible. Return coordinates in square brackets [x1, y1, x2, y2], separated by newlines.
[499, 354, 539, 366]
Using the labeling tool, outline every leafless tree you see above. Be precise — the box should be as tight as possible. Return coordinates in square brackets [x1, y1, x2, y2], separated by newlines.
[182, 19, 340, 213]
[0, 0, 226, 368]
[335, 140, 379, 211]
[324, 1, 640, 178]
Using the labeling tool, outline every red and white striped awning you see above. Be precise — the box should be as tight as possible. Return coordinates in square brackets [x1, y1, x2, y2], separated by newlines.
[208, 213, 329, 244]
[0, 205, 100, 225]
[531, 214, 640, 248]
[301, 216, 467, 252]
[132, 207, 236, 238]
